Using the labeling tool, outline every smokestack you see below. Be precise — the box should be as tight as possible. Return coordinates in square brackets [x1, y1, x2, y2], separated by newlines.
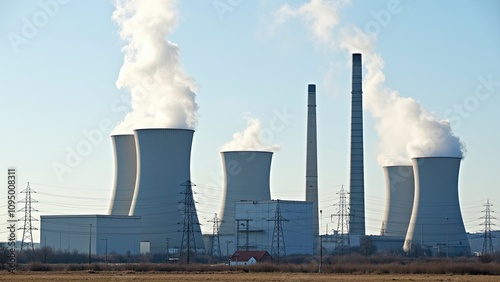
[404, 157, 470, 256]
[108, 134, 137, 215]
[129, 128, 204, 253]
[380, 166, 414, 237]
[305, 84, 319, 252]
[218, 151, 272, 253]
[349, 53, 366, 236]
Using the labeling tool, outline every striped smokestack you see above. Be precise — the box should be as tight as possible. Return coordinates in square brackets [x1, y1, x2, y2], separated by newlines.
[305, 84, 319, 253]
[349, 53, 366, 236]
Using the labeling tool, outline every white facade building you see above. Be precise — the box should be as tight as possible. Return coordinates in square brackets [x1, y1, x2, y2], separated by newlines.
[40, 215, 140, 255]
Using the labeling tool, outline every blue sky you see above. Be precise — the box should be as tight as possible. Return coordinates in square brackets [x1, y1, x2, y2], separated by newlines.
[1, 0, 499, 242]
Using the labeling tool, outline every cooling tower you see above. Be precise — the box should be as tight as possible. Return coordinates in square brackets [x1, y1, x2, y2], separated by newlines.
[349, 53, 366, 236]
[305, 84, 319, 253]
[218, 151, 272, 250]
[380, 166, 414, 237]
[108, 134, 137, 215]
[129, 128, 204, 254]
[403, 157, 470, 256]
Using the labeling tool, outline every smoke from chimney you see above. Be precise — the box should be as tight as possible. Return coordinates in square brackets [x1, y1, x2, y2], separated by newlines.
[220, 113, 281, 152]
[273, 1, 466, 166]
[342, 31, 466, 165]
[112, 0, 198, 134]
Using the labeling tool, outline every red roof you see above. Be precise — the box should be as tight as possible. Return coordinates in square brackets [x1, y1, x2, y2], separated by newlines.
[230, 250, 270, 262]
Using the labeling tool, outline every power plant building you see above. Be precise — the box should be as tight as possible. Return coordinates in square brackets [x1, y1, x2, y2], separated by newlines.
[404, 157, 470, 256]
[218, 151, 273, 255]
[234, 200, 313, 255]
[40, 215, 141, 255]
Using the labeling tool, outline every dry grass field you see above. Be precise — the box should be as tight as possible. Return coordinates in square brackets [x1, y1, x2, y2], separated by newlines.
[1, 272, 500, 282]
[3, 253, 499, 281]
[0, 271, 499, 282]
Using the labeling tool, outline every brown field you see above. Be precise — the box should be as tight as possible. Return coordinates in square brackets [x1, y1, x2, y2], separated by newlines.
[0, 271, 499, 282]
[1, 272, 500, 282]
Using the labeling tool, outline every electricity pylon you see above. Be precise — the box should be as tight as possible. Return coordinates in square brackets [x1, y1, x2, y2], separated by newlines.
[269, 199, 288, 263]
[208, 213, 222, 258]
[18, 182, 38, 253]
[179, 180, 198, 264]
[481, 199, 495, 254]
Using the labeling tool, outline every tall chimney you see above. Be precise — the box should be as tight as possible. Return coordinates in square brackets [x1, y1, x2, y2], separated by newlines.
[305, 84, 319, 253]
[349, 53, 366, 236]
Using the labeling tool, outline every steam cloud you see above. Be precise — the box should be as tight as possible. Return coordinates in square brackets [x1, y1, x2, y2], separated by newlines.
[274, 0, 465, 165]
[220, 113, 281, 152]
[112, 0, 198, 134]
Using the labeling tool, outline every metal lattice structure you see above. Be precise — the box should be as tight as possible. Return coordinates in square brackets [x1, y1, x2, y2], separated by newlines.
[179, 180, 198, 263]
[481, 199, 495, 254]
[18, 182, 38, 253]
[269, 200, 288, 263]
[335, 186, 350, 255]
[208, 213, 222, 258]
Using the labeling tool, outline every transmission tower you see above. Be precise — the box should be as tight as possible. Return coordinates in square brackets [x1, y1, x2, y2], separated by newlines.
[208, 213, 222, 258]
[268, 199, 288, 263]
[335, 185, 350, 255]
[18, 182, 38, 253]
[179, 180, 198, 264]
[480, 199, 495, 254]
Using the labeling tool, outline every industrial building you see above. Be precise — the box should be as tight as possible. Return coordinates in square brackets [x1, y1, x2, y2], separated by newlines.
[40, 215, 140, 255]
[404, 157, 470, 256]
[234, 200, 313, 255]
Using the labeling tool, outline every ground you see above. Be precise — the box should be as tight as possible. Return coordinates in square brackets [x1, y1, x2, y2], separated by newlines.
[1, 272, 499, 282]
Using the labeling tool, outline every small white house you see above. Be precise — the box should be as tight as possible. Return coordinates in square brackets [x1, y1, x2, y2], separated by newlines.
[229, 250, 273, 266]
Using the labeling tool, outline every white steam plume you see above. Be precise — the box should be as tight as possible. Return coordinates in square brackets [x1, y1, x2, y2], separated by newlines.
[112, 0, 198, 134]
[341, 28, 465, 164]
[274, 0, 350, 48]
[273, 0, 465, 165]
[220, 113, 281, 152]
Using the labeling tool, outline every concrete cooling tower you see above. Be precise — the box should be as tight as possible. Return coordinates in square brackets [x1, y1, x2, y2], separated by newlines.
[403, 157, 470, 256]
[218, 151, 272, 251]
[129, 128, 204, 254]
[108, 134, 137, 216]
[380, 165, 414, 237]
